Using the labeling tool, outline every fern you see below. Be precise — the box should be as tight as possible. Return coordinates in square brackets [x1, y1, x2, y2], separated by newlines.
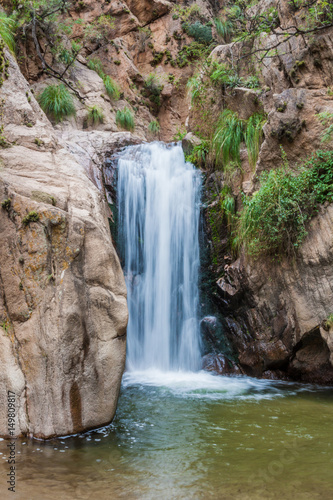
[0, 13, 16, 54]
[38, 84, 76, 122]
[116, 107, 135, 131]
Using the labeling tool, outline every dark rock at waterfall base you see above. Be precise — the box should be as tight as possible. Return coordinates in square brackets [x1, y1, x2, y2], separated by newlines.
[202, 354, 244, 376]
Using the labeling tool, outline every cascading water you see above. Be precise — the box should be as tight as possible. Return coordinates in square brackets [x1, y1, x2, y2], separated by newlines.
[117, 142, 202, 371]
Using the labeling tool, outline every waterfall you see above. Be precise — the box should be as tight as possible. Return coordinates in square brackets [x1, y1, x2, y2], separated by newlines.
[117, 142, 202, 372]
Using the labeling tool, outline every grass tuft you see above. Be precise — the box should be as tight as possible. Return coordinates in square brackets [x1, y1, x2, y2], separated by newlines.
[148, 120, 160, 136]
[38, 84, 76, 122]
[116, 107, 135, 131]
[103, 75, 120, 100]
[0, 13, 16, 54]
[87, 105, 104, 125]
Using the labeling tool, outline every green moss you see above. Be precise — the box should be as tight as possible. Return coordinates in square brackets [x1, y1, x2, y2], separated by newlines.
[31, 190, 56, 206]
[1, 198, 11, 210]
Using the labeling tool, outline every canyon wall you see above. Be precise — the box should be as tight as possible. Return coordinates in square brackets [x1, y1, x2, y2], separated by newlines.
[0, 49, 134, 438]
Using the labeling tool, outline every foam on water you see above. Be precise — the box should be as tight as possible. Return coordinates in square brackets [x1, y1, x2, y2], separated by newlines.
[122, 370, 300, 401]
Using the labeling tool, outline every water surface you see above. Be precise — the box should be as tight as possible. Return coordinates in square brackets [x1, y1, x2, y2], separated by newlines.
[1, 371, 333, 499]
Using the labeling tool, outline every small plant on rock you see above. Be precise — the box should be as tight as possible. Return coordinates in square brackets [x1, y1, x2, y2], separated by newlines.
[1, 198, 11, 210]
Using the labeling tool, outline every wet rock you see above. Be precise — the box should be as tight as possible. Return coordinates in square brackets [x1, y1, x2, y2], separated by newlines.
[202, 354, 244, 376]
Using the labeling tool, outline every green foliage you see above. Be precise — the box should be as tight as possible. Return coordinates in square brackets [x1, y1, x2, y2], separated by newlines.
[185, 21, 213, 44]
[38, 84, 76, 122]
[316, 112, 333, 142]
[116, 107, 134, 131]
[103, 75, 120, 100]
[243, 75, 260, 89]
[238, 150, 333, 257]
[148, 120, 160, 136]
[23, 211, 40, 226]
[87, 105, 104, 125]
[173, 126, 187, 141]
[210, 63, 242, 88]
[0, 12, 16, 54]
[213, 110, 266, 170]
[185, 141, 210, 168]
[176, 41, 212, 68]
[210, 62, 260, 90]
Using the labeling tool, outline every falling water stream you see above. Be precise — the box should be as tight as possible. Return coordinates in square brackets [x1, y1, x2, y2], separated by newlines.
[1, 143, 333, 499]
[117, 142, 201, 371]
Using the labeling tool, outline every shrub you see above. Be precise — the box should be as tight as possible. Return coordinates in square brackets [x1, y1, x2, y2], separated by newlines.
[186, 21, 213, 44]
[103, 75, 120, 100]
[238, 150, 333, 257]
[116, 107, 134, 131]
[213, 110, 266, 169]
[0, 13, 16, 54]
[87, 105, 104, 124]
[148, 120, 160, 136]
[38, 84, 76, 122]
[22, 211, 40, 226]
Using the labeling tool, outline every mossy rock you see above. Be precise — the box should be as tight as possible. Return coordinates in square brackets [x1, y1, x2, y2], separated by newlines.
[31, 190, 56, 206]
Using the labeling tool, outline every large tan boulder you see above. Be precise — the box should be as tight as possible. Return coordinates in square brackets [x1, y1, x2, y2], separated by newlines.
[0, 50, 129, 438]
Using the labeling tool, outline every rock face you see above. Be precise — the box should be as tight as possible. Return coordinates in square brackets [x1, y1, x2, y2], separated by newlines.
[200, 0, 333, 384]
[0, 50, 130, 438]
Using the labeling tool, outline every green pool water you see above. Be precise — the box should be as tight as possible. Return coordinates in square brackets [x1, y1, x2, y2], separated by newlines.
[1, 370, 333, 500]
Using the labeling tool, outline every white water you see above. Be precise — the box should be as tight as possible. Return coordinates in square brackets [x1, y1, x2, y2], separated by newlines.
[117, 142, 202, 371]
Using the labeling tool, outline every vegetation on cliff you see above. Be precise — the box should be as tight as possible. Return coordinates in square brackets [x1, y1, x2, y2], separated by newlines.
[237, 150, 333, 257]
